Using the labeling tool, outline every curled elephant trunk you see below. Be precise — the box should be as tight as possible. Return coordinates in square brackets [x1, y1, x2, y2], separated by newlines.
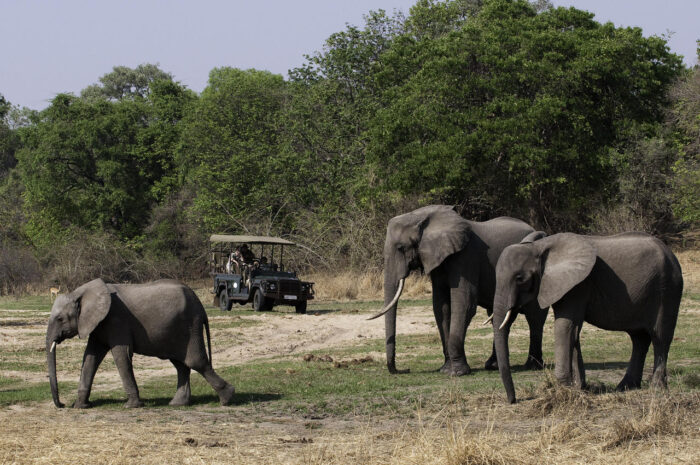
[46, 334, 64, 408]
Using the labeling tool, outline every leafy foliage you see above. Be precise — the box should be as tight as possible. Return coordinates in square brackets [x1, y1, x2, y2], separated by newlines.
[0, 1, 696, 289]
[368, 0, 683, 228]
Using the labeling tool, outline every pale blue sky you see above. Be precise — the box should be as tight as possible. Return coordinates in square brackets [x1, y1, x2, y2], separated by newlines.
[2, 0, 697, 110]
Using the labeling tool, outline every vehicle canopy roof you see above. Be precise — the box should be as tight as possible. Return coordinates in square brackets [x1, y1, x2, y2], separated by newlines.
[209, 234, 296, 246]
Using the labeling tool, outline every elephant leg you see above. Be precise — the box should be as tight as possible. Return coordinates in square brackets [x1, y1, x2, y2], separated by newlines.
[484, 338, 498, 371]
[169, 359, 192, 406]
[649, 333, 670, 389]
[432, 276, 451, 373]
[190, 360, 235, 406]
[552, 316, 584, 386]
[617, 331, 651, 391]
[572, 335, 586, 389]
[111, 345, 144, 408]
[524, 304, 547, 370]
[74, 337, 108, 408]
[446, 285, 477, 377]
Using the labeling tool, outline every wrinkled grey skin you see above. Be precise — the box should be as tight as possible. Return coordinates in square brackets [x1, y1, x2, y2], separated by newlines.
[492, 232, 683, 404]
[46, 279, 235, 408]
[380, 205, 548, 376]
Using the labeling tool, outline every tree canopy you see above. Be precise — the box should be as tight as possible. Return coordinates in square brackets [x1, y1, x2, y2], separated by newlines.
[0, 0, 696, 289]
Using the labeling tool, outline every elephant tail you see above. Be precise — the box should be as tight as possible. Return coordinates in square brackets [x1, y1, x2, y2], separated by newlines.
[204, 312, 213, 366]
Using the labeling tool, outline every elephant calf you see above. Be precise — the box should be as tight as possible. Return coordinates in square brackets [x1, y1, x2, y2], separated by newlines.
[47, 278, 235, 408]
[492, 232, 683, 403]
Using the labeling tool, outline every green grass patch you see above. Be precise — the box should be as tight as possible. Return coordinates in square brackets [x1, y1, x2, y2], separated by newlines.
[0, 293, 697, 414]
[0, 296, 53, 312]
[0, 375, 77, 406]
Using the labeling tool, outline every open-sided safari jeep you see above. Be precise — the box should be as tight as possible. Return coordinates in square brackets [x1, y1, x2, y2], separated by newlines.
[209, 235, 314, 313]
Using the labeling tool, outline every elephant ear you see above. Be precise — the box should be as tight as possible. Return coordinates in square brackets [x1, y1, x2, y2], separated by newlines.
[72, 279, 112, 339]
[536, 233, 597, 309]
[521, 231, 547, 243]
[417, 205, 471, 275]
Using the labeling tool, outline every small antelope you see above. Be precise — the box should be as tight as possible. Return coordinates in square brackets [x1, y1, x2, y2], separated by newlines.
[49, 285, 61, 301]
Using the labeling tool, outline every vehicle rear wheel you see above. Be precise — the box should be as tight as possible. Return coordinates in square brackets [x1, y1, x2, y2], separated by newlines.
[219, 289, 232, 311]
[295, 300, 307, 314]
[253, 289, 265, 312]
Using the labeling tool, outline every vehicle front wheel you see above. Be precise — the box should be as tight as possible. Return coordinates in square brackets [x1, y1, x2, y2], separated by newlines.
[219, 290, 232, 311]
[253, 289, 265, 312]
[295, 301, 307, 314]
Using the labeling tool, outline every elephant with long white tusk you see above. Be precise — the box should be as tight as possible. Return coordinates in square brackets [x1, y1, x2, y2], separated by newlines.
[492, 232, 683, 404]
[372, 205, 548, 376]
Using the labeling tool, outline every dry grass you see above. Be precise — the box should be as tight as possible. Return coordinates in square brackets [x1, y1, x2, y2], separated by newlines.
[676, 249, 700, 294]
[306, 270, 431, 301]
[523, 371, 594, 417]
[602, 394, 690, 450]
[2, 390, 696, 464]
[1, 250, 697, 464]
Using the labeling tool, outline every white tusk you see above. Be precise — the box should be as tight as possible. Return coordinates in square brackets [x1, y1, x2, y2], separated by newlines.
[483, 314, 494, 326]
[50, 342, 56, 353]
[498, 310, 513, 331]
[367, 278, 405, 320]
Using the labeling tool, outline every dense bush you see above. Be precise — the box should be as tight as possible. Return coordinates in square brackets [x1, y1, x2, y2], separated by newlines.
[0, 1, 697, 291]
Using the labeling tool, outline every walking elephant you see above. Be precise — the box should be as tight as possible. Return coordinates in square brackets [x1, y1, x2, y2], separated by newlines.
[492, 232, 683, 403]
[369, 205, 548, 376]
[46, 279, 235, 408]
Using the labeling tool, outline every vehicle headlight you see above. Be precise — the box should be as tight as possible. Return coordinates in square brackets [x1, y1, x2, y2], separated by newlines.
[269, 283, 276, 291]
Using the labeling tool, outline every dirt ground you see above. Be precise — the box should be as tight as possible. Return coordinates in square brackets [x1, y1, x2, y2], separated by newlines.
[0, 304, 447, 464]
[0, 303, 441, 389]
[1, 291, 698, 464]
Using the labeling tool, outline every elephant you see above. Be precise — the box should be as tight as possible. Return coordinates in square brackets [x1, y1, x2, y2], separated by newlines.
[491, 232, 683, 403]
[369, 205, 548, 376]
[46, 278, 236, 408]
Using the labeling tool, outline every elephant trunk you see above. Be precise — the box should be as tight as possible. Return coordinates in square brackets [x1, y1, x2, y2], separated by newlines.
[379, 250, 410, 374]
[493, 292, 517, 404]
[46, 329, 64, 408]
[383, 277, 404, 374]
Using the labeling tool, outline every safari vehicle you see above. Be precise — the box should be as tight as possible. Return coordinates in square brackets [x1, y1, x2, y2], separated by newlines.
[209, 235, 314, 314]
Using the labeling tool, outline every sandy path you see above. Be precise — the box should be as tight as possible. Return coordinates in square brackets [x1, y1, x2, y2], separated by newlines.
[6, 304, 440, 390]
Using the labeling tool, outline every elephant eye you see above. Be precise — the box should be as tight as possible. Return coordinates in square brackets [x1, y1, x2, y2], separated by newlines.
[515, 273, 524, 283]
[397, 245, 405, 252]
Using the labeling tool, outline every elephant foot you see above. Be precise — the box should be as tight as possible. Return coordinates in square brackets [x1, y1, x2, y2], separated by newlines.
[449, 363, 472, 377]
[390, 368, 410, 374]
[218, 384, 236, 406]
[169, 396, 191, 407]
[524, 356, 544, 370]
[73, 400, 92, 409]
[438, 361, 451, 374]
[484, 355, 498, 371]
[616, 377, 642, 392]
[124, 397, 144, 408]
[388, 363, 410, 375]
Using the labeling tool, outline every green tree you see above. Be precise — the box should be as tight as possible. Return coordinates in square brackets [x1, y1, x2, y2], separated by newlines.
[368, 0, 683, 229]
[0, 94, 19, 179]
[669, 45, 700, 226]
[179, 68, 287, 232]
[286, 9, 405, 202]
[135, 79, 197, 203]
[18, 95, 151, 245]
[81, 63, 173, 101]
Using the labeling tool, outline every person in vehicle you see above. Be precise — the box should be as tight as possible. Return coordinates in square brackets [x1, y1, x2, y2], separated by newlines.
[240, 244, 255, 263]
